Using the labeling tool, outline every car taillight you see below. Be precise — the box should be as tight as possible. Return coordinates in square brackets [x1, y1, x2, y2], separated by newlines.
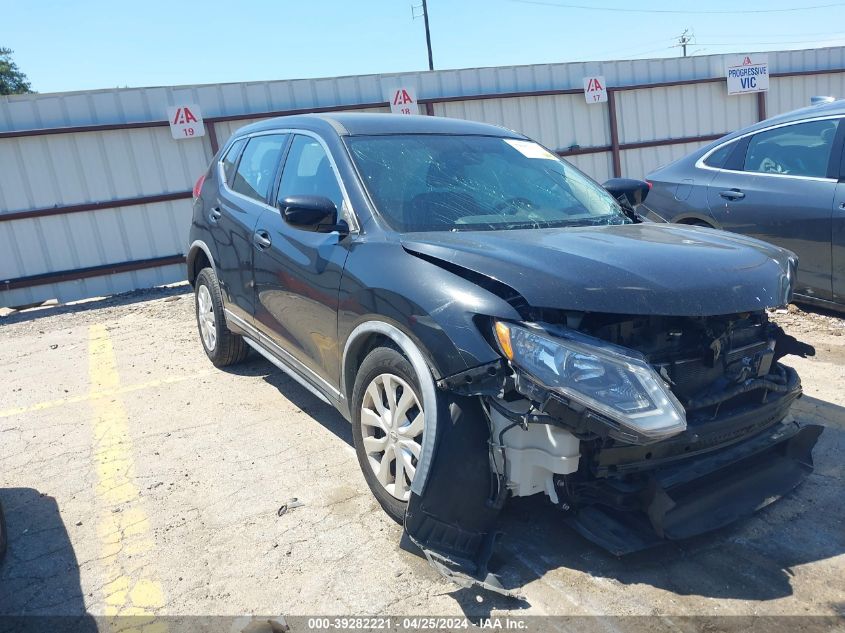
[193, 174, 206, 200]
[645, 180, 653, 190]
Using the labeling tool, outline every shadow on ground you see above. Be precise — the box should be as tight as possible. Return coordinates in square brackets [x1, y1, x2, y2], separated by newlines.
[0, 285, 189, 326]
[245, 350, 845, 616]
[0, 488, 96, 631]
[223, 354, 353, 447]
[455, 394, 845, 616]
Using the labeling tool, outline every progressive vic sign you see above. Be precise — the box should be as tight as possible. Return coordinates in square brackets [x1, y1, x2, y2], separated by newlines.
[726, 54, 769, 96]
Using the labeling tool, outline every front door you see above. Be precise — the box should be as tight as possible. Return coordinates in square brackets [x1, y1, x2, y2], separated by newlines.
[706, 117, 841, 301]
[252, 133, 351, 389]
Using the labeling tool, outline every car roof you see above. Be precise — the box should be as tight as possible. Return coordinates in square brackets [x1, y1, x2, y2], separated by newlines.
[233, 112, 524, 139]
[649, 98, 845, 173]
[718, 98, 845, 143]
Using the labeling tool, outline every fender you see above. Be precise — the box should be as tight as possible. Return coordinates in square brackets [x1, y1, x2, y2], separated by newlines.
[343, 319, 512, 596]
[342, 320, 440, 496]
[186, 239, 217, 285]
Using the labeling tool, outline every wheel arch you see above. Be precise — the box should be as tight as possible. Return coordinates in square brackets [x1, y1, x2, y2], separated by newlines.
[673, 213, 719, 228]
[187, 240, 216, 286]
[341, 319, 440, 496]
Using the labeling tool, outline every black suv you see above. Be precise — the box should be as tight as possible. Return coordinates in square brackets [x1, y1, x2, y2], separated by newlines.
[187, 113, 821, 593]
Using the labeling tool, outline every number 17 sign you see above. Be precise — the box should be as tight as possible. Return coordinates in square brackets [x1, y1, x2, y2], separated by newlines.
[583, 76, 608, 104]
[167, 104, 206, 140]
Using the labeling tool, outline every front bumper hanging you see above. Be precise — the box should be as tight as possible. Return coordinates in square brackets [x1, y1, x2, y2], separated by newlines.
[566, 421, 824, 555]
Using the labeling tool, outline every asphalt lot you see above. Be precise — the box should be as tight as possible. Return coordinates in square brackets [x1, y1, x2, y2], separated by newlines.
[0, 285, 844, 621]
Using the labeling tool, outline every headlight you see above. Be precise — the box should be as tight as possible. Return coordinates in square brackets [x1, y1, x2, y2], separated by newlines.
[495, 321, 686, 442]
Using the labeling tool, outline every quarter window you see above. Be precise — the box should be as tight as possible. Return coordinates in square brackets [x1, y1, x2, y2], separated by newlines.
[277, 135, 344, 212]
[221, 138, 246, 185]
[231, 134, 287, 202]
[743, 119, 839, 178]
[703, 141, 736, 168]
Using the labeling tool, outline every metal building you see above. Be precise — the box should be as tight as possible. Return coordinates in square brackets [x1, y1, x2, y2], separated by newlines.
[2, 47, 845, 307]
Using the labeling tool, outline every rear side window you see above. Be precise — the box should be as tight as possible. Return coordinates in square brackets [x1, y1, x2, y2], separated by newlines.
[231, 134, 288, 202]
[221, 138, 246, 185]
[703, 141, 735, 168]
[743, 119, 839, 178]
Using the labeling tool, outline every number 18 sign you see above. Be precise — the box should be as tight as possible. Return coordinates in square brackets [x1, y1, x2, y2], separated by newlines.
[167, 104, 205, 140]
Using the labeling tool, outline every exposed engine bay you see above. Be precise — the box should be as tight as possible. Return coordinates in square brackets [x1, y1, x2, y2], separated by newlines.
[404, 309, 822, 595]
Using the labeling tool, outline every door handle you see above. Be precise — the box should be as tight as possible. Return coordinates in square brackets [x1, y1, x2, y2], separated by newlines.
[208, 207, 222, 223]
[719, 189, 745, 201]
[253, 229, 272, 249]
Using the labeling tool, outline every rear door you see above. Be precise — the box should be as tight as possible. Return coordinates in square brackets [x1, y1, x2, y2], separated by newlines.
[211, 133, 288, 325]
[252, 133, 352, 390]
[706, 117, 841, 301]
[833, 138, 845, 303]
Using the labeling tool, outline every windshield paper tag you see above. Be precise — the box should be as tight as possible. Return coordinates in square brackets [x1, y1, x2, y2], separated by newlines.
[504, 139, 557, 160]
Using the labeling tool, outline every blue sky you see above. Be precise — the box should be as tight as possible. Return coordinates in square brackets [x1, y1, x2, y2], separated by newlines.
[4, 0, 845, 93]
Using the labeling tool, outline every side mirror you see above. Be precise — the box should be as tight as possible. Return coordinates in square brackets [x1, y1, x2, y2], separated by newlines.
[278, 195, 346, 233]
[603, 178, 650, 207]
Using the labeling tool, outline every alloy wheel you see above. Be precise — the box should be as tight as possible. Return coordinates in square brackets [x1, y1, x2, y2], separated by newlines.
[359, 373, 425, 501]
[197, 284, 217, 352]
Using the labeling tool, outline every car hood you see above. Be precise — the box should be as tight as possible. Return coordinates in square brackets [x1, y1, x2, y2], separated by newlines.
[401, 223, 796, 316]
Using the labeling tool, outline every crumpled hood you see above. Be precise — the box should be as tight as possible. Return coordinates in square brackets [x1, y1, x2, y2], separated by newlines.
[402, 223, 796, 316]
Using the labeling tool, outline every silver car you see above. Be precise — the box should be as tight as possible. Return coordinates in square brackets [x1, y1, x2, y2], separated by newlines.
[642, 99, 845, 310]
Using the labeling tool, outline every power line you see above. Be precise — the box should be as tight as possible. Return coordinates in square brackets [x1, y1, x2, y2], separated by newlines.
[510, 0, 845, 14]
[694, 30, 845, 40]
[697, 39, 845, 45]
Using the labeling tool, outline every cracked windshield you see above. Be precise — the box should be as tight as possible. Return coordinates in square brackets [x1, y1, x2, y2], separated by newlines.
[347, 134, 627, 232]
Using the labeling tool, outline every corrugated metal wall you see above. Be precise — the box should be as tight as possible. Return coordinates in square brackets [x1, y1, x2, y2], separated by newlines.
[2, 47, 845, 308]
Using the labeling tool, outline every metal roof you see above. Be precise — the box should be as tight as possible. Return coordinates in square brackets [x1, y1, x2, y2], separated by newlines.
[3, 46, 844, 132]
[235, 112, 524, 138]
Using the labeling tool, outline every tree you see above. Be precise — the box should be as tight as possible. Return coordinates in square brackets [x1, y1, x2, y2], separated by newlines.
[0, 48, 33, 95]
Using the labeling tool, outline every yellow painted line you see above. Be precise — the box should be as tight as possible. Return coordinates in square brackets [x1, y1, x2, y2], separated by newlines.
[89, 323, 169, 627]
[0, 371, 213, 419]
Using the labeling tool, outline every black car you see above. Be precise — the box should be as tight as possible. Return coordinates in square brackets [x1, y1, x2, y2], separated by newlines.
[0, 501, 6, 562]
[187, 113, 821, 593]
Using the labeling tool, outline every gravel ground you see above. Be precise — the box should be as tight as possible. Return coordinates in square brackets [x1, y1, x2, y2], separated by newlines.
[0, 285, 843, 624]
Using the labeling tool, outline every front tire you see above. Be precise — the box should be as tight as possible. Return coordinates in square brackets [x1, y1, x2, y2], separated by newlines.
[194, 267, 249, 367]
[351, 347, 427, 523]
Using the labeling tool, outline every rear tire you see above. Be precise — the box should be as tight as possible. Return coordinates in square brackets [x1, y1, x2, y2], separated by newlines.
[194, 267, 249, 367]
[351, 347, 427, 523]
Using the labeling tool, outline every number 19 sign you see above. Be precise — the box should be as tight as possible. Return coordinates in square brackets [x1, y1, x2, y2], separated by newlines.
[167, 104, 205, 140]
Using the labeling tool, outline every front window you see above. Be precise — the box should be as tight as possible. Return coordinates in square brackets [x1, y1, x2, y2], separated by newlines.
[346, 134, 627, 232]
[278, 135, 345, 213]
[743, 119, 839, 178]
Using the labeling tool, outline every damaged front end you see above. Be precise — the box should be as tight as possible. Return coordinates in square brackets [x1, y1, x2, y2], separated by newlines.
[404, 309, 823, 593]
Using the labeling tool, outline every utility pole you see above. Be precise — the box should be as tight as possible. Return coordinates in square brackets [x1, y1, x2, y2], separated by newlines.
[677, 29, 693, 57]
[422, 0, 434, 70]
[413, 1, 435, 70]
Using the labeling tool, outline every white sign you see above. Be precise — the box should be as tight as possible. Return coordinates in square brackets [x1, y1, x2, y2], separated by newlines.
[166, 104, 205, 139]
[386, 87, 419, 115]
[726, 55, 769, 95]
[583, 76, 607, 104]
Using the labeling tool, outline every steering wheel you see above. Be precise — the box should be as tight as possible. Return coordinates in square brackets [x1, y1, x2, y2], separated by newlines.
[494, 197, 537, 215]
[758, 157, 789, 174]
